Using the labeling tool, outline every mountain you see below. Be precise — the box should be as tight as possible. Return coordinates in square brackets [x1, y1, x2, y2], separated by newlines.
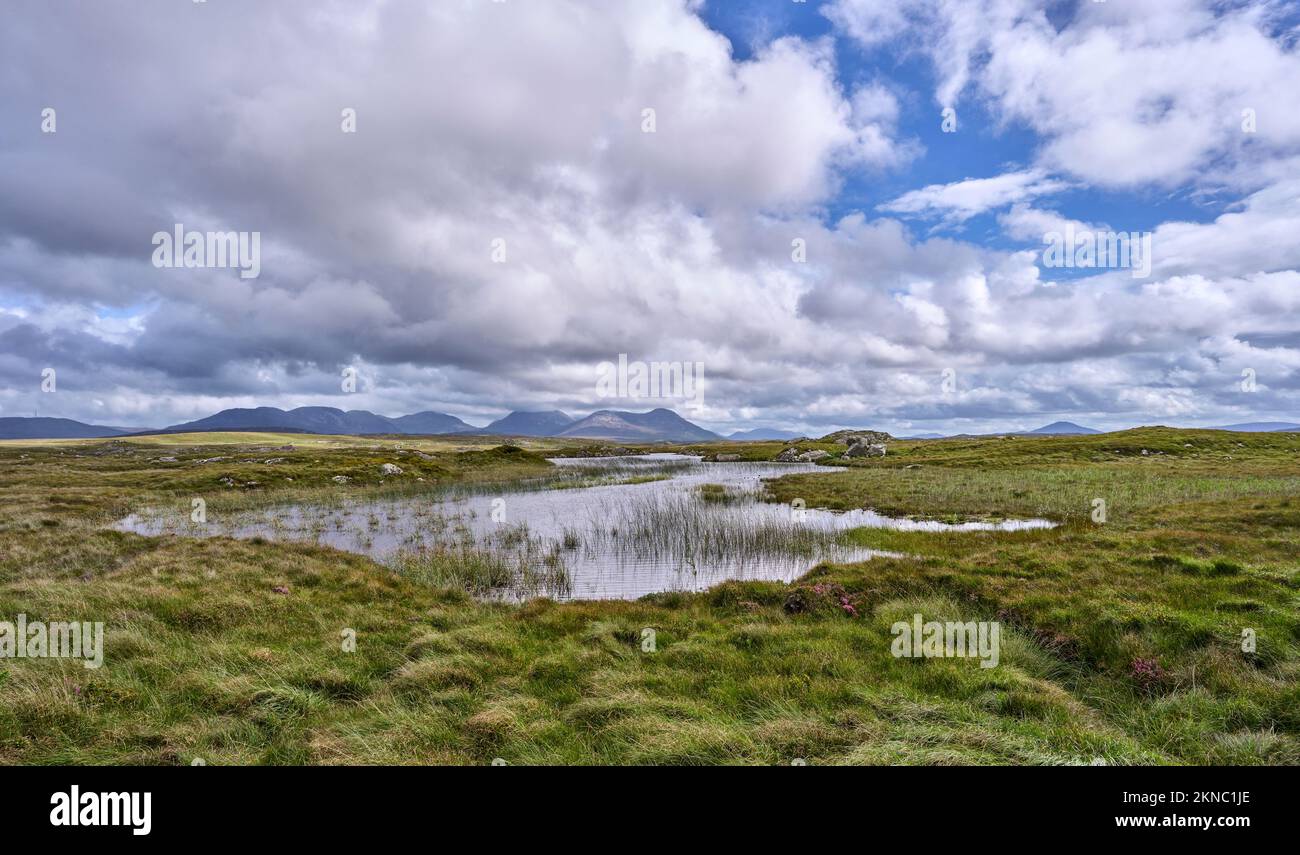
[901, 432, 947, 440]
[165, 406, 474, 436]
[484, 410, 575, 436]
[0, 417, 130, 440]
[728, 428, 801, 441]
[556, 408, 720, 442]
[390, 411, 477, 434]
[1210, 422, 1300, 432]
[1025, 421, 1102, 435]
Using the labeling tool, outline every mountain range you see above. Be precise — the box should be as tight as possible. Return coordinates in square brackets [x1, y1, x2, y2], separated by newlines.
[0, 417, 133, 439]
[166, 406, 477, 436]
[0, 409, 1296, 442]
[0, 406, 719, 442]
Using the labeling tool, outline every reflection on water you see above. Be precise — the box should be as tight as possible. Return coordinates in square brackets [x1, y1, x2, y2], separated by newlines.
[114, 454, 1054, 600]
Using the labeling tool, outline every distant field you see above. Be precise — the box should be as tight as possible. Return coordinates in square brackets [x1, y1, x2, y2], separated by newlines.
[1, 428, 1297, 765]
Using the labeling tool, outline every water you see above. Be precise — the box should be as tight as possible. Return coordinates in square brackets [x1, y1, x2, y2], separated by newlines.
[114, 454, 1054, 600]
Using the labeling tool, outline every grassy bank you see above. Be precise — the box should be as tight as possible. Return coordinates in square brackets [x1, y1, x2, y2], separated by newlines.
[1, 429, 1297, 764]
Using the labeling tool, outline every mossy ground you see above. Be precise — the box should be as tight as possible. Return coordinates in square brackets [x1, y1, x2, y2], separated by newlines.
[1, 429, 1296, 765]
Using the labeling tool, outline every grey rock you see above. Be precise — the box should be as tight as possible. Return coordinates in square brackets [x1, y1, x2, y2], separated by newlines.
[844, 440, 887, 458]
[796, 450, 830, 462]
[835, 431, 891, 446]
[380, 463, 404, 476]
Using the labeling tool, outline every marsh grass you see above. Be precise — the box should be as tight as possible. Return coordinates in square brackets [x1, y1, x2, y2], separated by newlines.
[392, 542, 571, 599]
[1, 428, 1298, 765]
[586, 491, 862, 563]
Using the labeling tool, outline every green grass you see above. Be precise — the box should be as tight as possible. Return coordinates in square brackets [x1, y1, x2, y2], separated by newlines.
[1, 428, 1297, 765]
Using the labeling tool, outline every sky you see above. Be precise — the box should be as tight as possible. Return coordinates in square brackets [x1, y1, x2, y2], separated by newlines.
[2, 0, 1299, 436]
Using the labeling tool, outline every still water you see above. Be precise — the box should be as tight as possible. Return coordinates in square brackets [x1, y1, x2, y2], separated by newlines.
[115, 454, 1054, 600]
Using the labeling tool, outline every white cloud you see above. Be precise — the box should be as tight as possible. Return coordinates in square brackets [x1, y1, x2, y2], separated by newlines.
[829, 0, 1300, 188]
[881, 169, 1069, 224]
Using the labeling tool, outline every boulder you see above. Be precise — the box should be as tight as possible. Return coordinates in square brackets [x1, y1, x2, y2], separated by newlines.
[774, 446, 803, 462]
[844, 440, 886, 458]
[379, 463, 404, 476]
[796, 450, 830, 462]
[831, 430, 891, 446]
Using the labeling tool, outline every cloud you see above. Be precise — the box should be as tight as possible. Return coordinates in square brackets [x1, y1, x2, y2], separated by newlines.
[880, 169, 1069, 225]
[828, 0, 1300, 188]
[0, 0, 1296, 435]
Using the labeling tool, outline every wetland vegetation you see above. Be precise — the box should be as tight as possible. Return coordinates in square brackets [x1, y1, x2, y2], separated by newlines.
[1, 427, 1297, 764]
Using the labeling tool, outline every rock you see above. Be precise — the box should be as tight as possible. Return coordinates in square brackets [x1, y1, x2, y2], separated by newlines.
[774, 447, 803, 462]
[263, 457, 286, 464]
[195, 456, 228, 465]
[380, 463, 404, 476]
[835, 431, 891, 446]
[823, 429, 892, 445]
[903, 463, 921, 470]
[332, 475, 351, 484]
[157, 456, 178, 463]
[796, 450, 830, 462]
[844, 440, 887, 458]
[714, 453, 741, 462]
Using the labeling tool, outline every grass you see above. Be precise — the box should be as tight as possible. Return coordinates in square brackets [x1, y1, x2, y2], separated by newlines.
[588, 491, 859, 562]
[1, 428, 1297, 765]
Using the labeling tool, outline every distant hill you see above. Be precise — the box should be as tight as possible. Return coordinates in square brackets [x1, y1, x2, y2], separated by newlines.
[728, 428, 801, 441]
[390, 411, 477, 434]
[165, 406, 475, 436]
[1210, 422, 1300, 433]
[556, 408, 720, 442]
[1024, 421, 1102, 435]
[484, 410, 575, 436]
[0, 417, 129, 440]
[901, 432, 947, 440]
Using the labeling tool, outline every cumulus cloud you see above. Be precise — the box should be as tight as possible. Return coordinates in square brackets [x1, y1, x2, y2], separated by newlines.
[827, 0, 1300, 188]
